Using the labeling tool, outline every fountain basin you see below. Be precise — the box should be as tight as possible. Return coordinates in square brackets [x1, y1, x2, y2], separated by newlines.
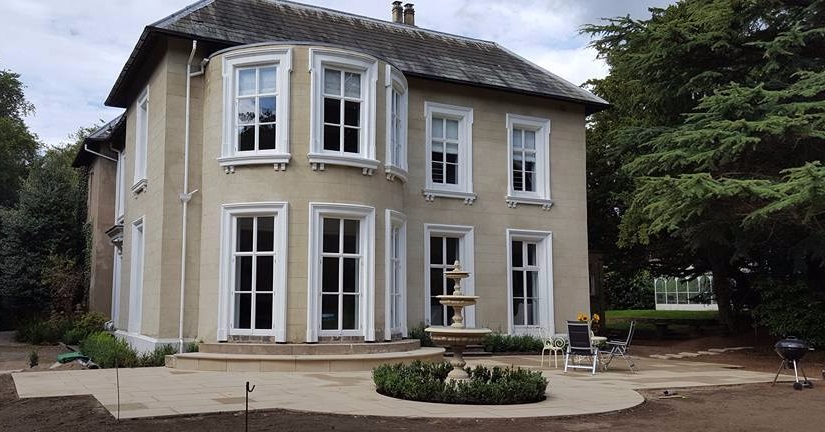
[435, 294, 479, 308]
[425, 326, 492, 345]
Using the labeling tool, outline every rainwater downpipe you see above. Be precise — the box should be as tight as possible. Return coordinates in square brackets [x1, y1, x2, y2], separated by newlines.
[178, 40, 203, 352]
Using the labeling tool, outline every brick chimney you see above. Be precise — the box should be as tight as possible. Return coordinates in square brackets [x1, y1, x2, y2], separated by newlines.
[391, 1, 403, 23]
[403, 3, 415, 26]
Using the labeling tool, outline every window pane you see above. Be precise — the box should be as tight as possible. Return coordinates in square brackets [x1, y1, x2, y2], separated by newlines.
[513, 299, 525, 326]
[513, 169, 523, 191]
[259, 67, 277, 93]
[525, 130, 536, 149]
[322, 218, 339, 253]
[527, 243, 537, 266]
[526, 270, 537, 298]
[323, 125, 340, 151]
[324, 98, 340, 124]
[234, 293, 252, 329]
[259, 124, 276, 150]
[238, 98, 255, 124]
[322, 257, 339, 293]
[430, 236, 442, 264]
[431, 160, 444, 184]
[446, 238, 459, 263]
[344, 72, 361, 97]
[343, 258, 358, 292]
[324, 69, 340, 95]
[511, 241, 523, 267]
[257, 217, 274, 251]
[526, 299, 537, 325]
[445, 163, 457, 184]
[344, 101, 360, 126]
[512, 129, 522, 149]
[446, 119, 459, 140]
[237, 217, 254, 252]
[512, 270, 524, 297]
[430, 268, 444, 295]
[259, 97, 276, 123]
[524, 170, 535, 192]
[343, 219, 359, 253]
[255, 293, 273, 329]
[430, 296, 444, 326]
[256, 256, 273, 292]
[445, 142, 458, 161]
[344, 128, 359, 153]
[238, 126, 255, 151]
[342, 294, 358, 329]
[238, 69, 255, 96]
[237, 256, 253, 292]
[431, 117, 443, 138]
[321, 295, 338, 330]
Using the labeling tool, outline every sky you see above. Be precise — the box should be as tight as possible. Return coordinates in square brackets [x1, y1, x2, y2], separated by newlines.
[0, 0, 672, 147]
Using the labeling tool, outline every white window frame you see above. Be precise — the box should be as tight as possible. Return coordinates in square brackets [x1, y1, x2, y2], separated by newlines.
[384, 210, 407, 340]
[423, 224, 475, 327]
[111, 247, 122, 326]
[506, 114, 552, 209]
[115, 150, 125, 223]
[132, 88, 148, 193]
[506, 229, 554, 336]
[217, 202, 289, 342]
[384, 65, 408, 182]
[127, 217, 145, 333]
[219, 47, 292, 171]
[423, 102, 475, 204]
[308, 49, 379, 174]
[307, 203, 376, 341]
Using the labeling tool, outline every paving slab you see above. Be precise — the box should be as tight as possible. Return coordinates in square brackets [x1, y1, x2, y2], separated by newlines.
[10, 354, 801, 420]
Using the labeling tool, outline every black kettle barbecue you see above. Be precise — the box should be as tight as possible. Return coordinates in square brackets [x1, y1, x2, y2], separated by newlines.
[772, 337, 814, 390]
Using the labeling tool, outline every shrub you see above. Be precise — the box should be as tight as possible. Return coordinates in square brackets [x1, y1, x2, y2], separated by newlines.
[755, 280, 825, 347]
[79, 332, 139, 368]
[15, 314, 74, 345]
[407, 322, 434, 347]
[138, 344, 178, 367]
[62, 311, 107, 345]
[373, 361, 547, 405]
[482, 333, 543, 353]
[185, 340, 201, 353]
[28, 350, 39, 368]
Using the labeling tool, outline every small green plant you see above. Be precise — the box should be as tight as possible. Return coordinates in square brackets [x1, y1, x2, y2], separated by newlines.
[185, 340, 201, 353]
[63, 311, 107, 344]
[28, 350, 39, 368]
[407, 322, 434, 347]
[79, 332, 139, 368]
[373, 361, 547, 404]
[482, 333, 543, 353]
[138, 344, 178, 367]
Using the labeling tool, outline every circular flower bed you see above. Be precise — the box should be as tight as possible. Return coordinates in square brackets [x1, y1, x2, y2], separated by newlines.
[373, 361, 547, 405]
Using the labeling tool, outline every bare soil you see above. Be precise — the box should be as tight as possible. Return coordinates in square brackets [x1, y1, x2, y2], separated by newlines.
[2, 334, 824, 432]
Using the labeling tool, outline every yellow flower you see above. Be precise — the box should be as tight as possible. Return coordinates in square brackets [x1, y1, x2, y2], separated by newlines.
[577, 312, 587, 321]
[592, 313, 600, 323]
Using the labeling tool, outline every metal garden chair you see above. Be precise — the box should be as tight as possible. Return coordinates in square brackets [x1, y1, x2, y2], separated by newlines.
[564, 320, 599, 374]
[599, 320, 637, 373]
[540, 328, 566, 368]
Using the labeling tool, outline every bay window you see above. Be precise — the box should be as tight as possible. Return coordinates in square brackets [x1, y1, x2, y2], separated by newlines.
[385, 66, 408, 181]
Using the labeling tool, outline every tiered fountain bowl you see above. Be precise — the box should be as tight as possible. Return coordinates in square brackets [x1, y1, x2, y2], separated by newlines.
[425, 261, 492, 381]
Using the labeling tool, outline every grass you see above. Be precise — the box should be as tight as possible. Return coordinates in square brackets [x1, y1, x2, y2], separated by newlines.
[606, 309, 718, 320]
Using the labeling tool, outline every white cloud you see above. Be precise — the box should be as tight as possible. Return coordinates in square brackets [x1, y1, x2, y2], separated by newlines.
[0, 0, 670, 146]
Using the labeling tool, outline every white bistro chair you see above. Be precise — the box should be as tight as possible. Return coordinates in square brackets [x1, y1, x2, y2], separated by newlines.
[540, 328, 567, 368]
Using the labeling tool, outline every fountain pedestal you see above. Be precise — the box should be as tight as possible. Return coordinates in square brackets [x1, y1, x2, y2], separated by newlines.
[425, 261, 492, 381]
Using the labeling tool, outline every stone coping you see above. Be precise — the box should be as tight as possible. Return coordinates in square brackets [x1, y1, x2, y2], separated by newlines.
[199, 339, 420, 355]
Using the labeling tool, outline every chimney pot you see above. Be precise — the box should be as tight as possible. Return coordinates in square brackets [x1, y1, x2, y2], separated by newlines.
[391, 1, 403, 23]
[403, 3, 415, 26]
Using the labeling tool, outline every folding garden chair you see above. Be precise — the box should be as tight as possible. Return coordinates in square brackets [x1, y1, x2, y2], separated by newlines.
[564, 320, 599, 374]
[599, 320, 637, 373]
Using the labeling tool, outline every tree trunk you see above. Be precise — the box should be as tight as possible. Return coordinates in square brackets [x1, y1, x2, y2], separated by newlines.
[711, 270, 735, 333]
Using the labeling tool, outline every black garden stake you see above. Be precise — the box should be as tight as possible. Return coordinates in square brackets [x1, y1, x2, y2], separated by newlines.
[245, 381, 255, 432]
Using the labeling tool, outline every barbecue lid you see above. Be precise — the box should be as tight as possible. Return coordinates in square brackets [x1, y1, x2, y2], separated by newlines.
[775, 337, 809, 350]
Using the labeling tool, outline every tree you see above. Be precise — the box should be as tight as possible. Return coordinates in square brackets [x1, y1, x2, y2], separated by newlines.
[583, 0, 824, 331]
[0, 68, 39, 207]
[0, 130, 90, 318]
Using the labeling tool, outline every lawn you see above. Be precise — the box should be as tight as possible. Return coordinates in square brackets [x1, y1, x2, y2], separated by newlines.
[606, 309, 718, 320]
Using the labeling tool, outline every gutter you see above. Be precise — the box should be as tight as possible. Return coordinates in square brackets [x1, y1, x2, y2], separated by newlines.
[83, 143, 118, 163]
[178, 40, 203, 353]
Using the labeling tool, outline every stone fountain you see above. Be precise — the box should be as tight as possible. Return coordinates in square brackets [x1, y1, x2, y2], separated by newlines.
[425, 261, 492, 381]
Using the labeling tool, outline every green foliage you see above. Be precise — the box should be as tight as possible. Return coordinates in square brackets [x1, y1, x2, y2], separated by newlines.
[0, 68, 39, 208]
[14, 314, 73, 345]
[755, 280, 825, 347]
[28, 350, 38, 368]
[482, 333, 542, 353]
[605, 269, 654, 310]
[407, 322, 434, 347]
[138, 345, 177, 367]
[582, 0, 825, 331]
[62, 312, 107, 345]
[372, 361, 547, 405]
[79, 332, 139, 368]
[607, 309, 718, 320]
[185, 340, 201, 353]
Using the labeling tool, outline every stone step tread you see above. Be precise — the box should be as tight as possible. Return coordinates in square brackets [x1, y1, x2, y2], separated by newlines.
[199, 339, 421, 355]
[176, 347, 444, 361]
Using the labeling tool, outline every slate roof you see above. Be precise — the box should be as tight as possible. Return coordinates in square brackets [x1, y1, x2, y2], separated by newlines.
[72, 114, 125, 167]
[106, 0, 609, 113]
